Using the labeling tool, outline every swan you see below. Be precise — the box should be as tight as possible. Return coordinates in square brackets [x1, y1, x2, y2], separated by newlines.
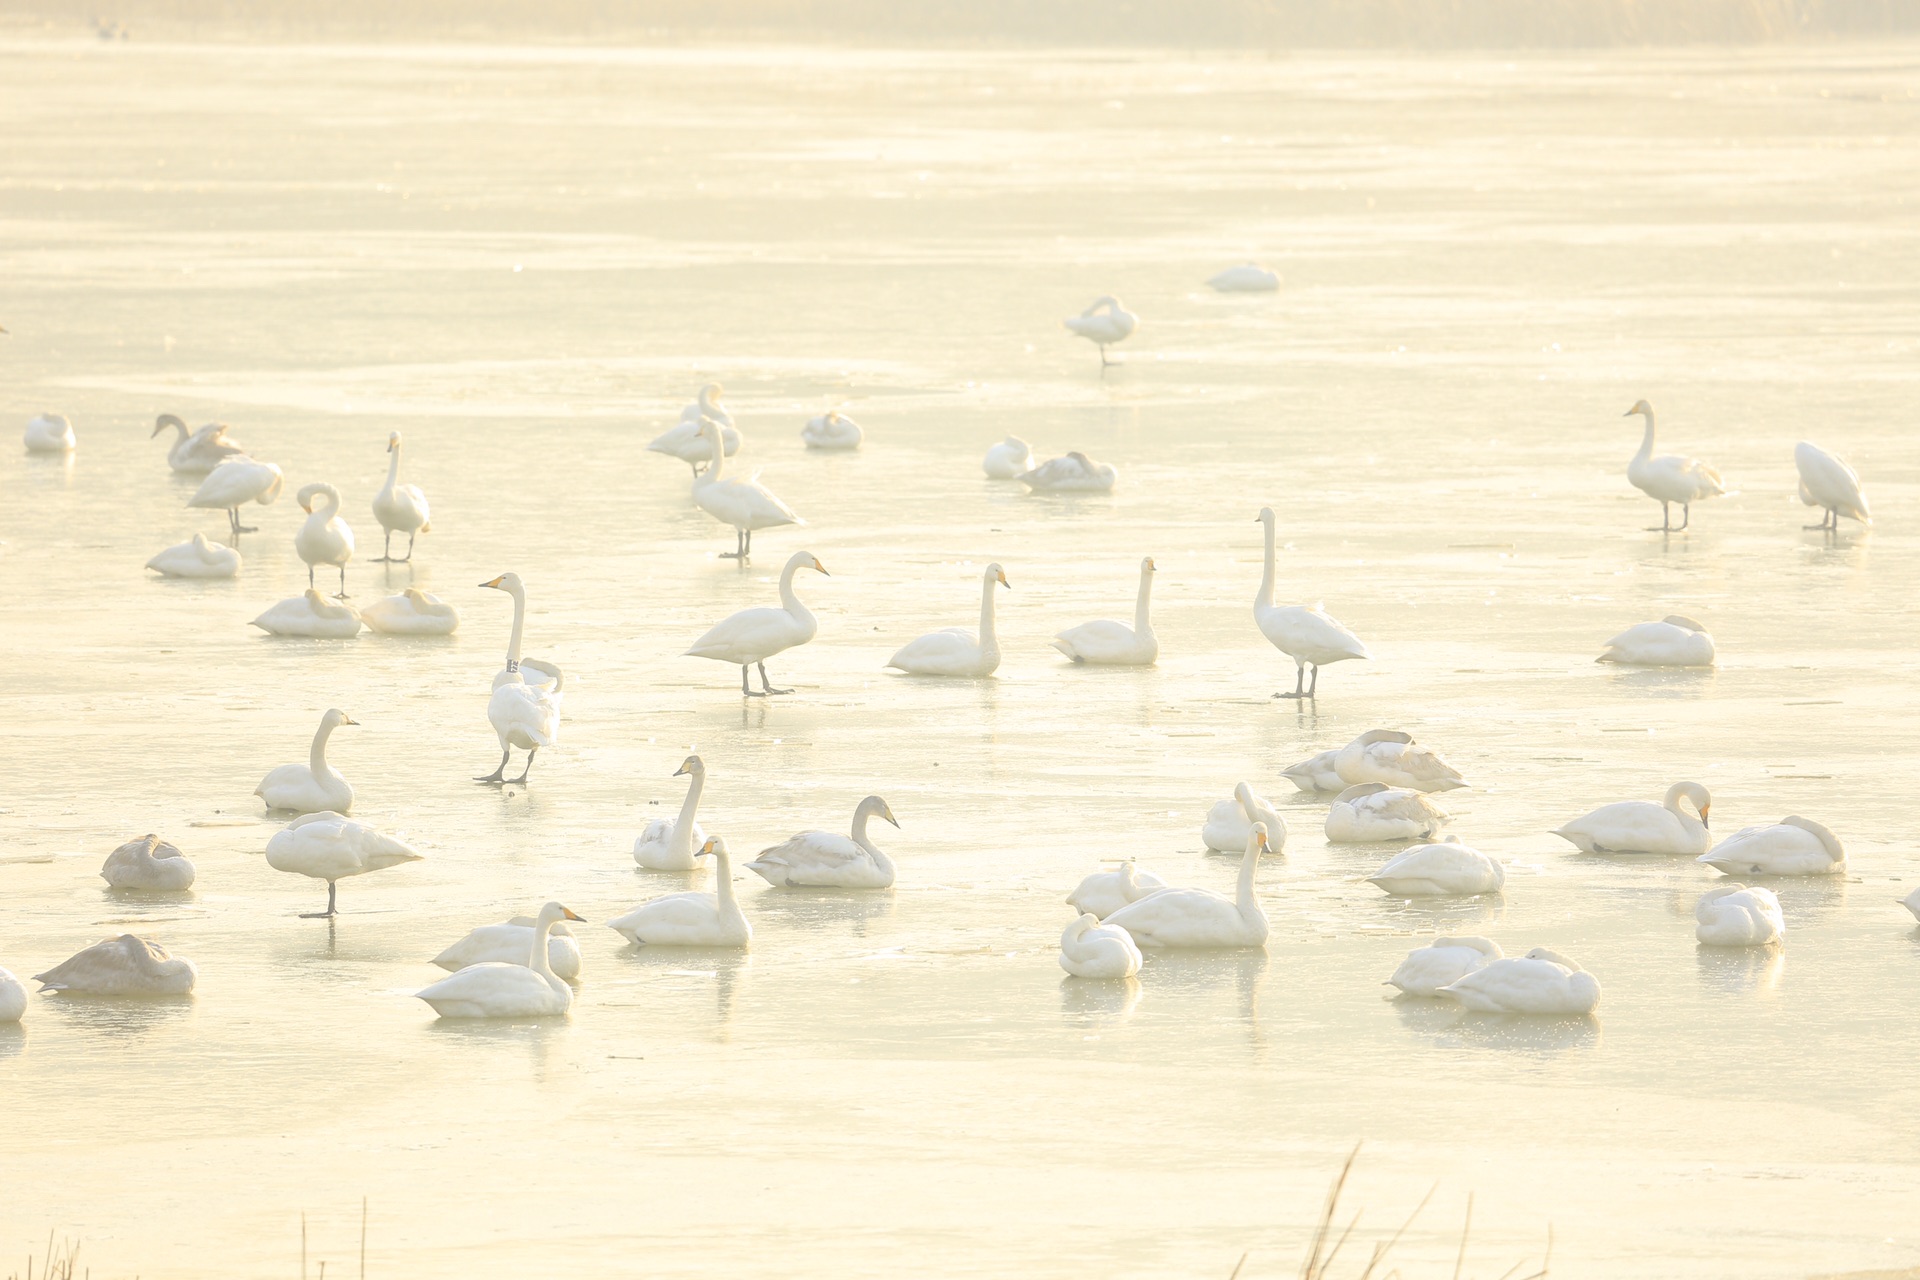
[1017, 451, 1117, 492]
[0, 968, 22, 1022]
[1597, 616, 1715, 667]
[265, 810, 423, 916]
[1052, 556, 1158, 665]
[152, 414, 243, 473]
[23, 413, 75, 453]
[1439, 947, 1600, 1016]
[801, 410, 863, 450]
[888, 563, 1009, 677]
[99, 835, 195, 891]
[1795, 441, 1870, 529]
[745, 795, 900, 889]
[477, 573, 564, 783]
[685, 551, 827, 696]
[1059, 913, 1143, 979]
[146, 532, 241, 579]
[691, 419, 800, 559]
[1552, 782, 1711, 856]
[648, 412, 742, 475]
[982, 435, 1035, 479]
[1255, 507, 1369, 699]
[416, 902, 585, 1018]
[1101, 824, 1271, 949]
[360, 588, 458, 635]
[608, 837, 752, 947]
[1900, 887, 1920, 922]
[251, 589, 363, 638]
[1325, 784, 1449, 843]
[1207, 263, 1280, 292]
[256, 709, 357, 813]
[633, 754, 712, 870]
[1064, 295, 1137, 366]
[1367, 838, 1504, 897]
[188, 455, 284, 537]
[371, 431, 431, 561]
[1695, 884, 1786, 946]
[1698, 816, 1845, 877]
[1386, 936, 1503, 997]
[1625, 400, 1724, 532]
[294, 482, 355, 595]
[1065, 860, 1168, 919]
[1280, 749, 1344, 794]
[1201, 781, 1288, 854]
[432, 912, 583, 981]
[1334, 729, 1467, 792]
[31, 936, 196, 996]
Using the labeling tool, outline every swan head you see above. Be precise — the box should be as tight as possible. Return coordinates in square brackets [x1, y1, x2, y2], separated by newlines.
[988, 563, 1010, 589]
[1256, 506, 1276, 525]
[857, 795, 901, 829]
[1624, 399, 1653, 418]
[538, 901, 586, 925]
[151, 413, 187, 439]
[1141, 556, 1156, 573]
[701, 382, 724, 403]
[387, 430, 402, 452]
[1066, 451, 1092, 466]
[810, 555, 830, 577]
[402, 587, 432, 606]
[1249, 821, 1270, 853]
[1665, 781, 1711, 827]
[479, 572, 525, 596]
[697, 836, 729, 860]
[1522, 946, 1581, 972]
[320, 708, 359, 731]
[673, 754, 704, 778]
[295, 481, 336, 513]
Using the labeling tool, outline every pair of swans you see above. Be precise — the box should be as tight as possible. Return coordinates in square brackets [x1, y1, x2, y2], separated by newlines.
[1625, 401, 1725, 531]
[1207, 263, 1280, 292]
[478, 573, 564, 783]
[1065, 860, 1168, 919]
[100, 835, 195, 891]
[648, 384, 740, 473]
[253, 589, 362, 638]
[1100, 825, 1271, 949]
[1326, 784, 1449, 843]
[1255, 507, 1368, 698]
[147, 532, 241, 578]
[1552, 782, 1711, 856]
[433, 913, 583, 980]
[744, 796, 900, 889]
[266, 811, 423, 916]
[1059, 914, 1142, 979]
[1201, 781, 1287, 853]
[1438, 947, 1600, 1015]
[1064, 295, 1136, 366]
[188, 455, 284, 537]
[417, 902, 584, 1018]
[1018, 451, 1117, 492]
[1698, 816, 1845, 877]
[257, 708, 357, 812]
[686, 551, 827, 695]
[361, 588, 459, 635]
[801, 410, 863, 450]
[23, 413, 75, 453]
[634, 755, 713, 869]
[31, 935, 197, 997]
[295, 482, 354, 594]
[152, 414, 243, 472]
[1052, 556, 1157, 665]
[1597, 616, 1715, 667]
[888, 563, 1009, 677]
[371, 431, 431, 561]
[693, 419, 800, 559]
[982, 436, 1035, 478]
[610, 837, 751, 947]
[1795, 440, 1870, 529]
[1368, 838, 1505, 897]
[1696, 884, 1785, 946]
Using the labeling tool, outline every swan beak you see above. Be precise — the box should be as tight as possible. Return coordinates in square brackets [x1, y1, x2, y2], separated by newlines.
[883, 805, 901, 828]
[673, 764, 689, 777]
[697, 838, 718, 856]
[340, 716, 359, 726]
[1700, 805, 1711, 829]
[813, 558, 830, 576]
[561, 907, 585, 922]
[1144, 558, 1156, 571]
[479, 576, 503, 589]
[299, 498, 313, 512]
[1622, 407, 1635, 417]
[996, 569, 1011, 588]
[149, 422, 165, 438]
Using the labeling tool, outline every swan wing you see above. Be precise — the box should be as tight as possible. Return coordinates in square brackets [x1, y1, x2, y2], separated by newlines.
[688, 606, 811, 663]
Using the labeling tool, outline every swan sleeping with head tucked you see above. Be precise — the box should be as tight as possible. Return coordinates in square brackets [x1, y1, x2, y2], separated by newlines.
[1326, 784, 1448, 843]
[888, 563, 1009, 677]
[371, 431, 431, 562]
[692, 419, 801, 559]
[1386, 936, 1503, 998]
[1368, 838, 1504, 897]
[146, 533, 241, 579]
[188, 455, 284, 537]
[1018, 451, 1116, 492]
[23, 413, 76, 453]
[746, 796, 900, 889]
[1255, 507, 1368, 699]
[633, 755, 713, 871]
[1695, 884, 1785, 946]
[252, 589, 363, 638]
[33, 936, 196, 997]
[100, 835, 196, 891]
[1065, 860, 1168, 919]
[1052, 556, 1158, 665]
[416, 902, 584, 1018]
[1101, 824, 1271, 949]
[608, 837, 752, 947]
[1698, 816, 1845, 877]
[1597, 616, 1715, 667]
[1439, 947, 1599, 1015]
[982, 436, 1035, 479]
[1207, 263, 1280, 292]
[686, 551, 827, 696]
[477, 573, 563, 784]
[256, 709, 357, 813]
[1552, 782, 1711, 856]
[152, 414, 243, 473]
[1201, 782, 1286, 854]
[360, 588, 458, 635]
[1064, 295, 1137, 366]
[1281, 750, 1344, 794]
[0, 968, 22, 1022]
[1795, 441, 1870, 530]
[1059, 913, 1143, 979]
[1334, 729, 1467, 792]
[432, 912, 583, 981]
[1625, 400, 1724, 532]
[265, 810, 423, 916]
[801, 410, 863, 450]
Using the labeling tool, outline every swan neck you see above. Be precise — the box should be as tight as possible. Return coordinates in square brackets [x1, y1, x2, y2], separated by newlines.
[1237, 836, 1260, 910]
[979, 575, 999, 648]
[528, 913, 557, 982]
[1135, 566, 1154, 633]
[316, 486, 341, 519]
[672, 769, 704, 855]
[505, 585, 527, 669]
[713, 851, 740, 916]
[702, 431, 726, 483]
[1256, 520, 1276, 609]
[1636, 412, 1656, 460]
[382, 445, 401, 492]
[310, 719, 335, 775]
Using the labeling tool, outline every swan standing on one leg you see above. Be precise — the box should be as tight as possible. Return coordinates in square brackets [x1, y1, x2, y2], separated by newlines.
[1387, 936, 1503, 997]
[265, 811, 423, 917]
[633, 755, 712, 870]
[1794, 441, 1870, 530]
[649, 383, 742, 474]
[1201, 781, 1287, 853]
[255, 709, 357, 813]
[887, 563, 1009, 677]
[1254, 507, 1368, 699]
[1064, 295, 1137, 367]
[1102, 824, 1271, 949]
[1625, 400, 1724, 532]
[476, 573, 563, 784]
[188, 455, 283, 538]
[1552, 782, 1710, 856]
[1059, 913, 1143, 979]
[1052, 556, 1158, 665]
[1065, 860, 1168, 919]
[371, 431, 431, 562]
[745, 796, 900, 889]
[691, 419, 800, 560]
[608, 837, 752, 947]
[685, 551, 827, 696]
[294, 482, 355, 595]
[152, 414, 243, 473]
[416, 902, 584, 1018]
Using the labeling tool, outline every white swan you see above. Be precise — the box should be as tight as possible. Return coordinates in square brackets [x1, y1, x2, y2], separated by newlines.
[252, 589, 363, 638]
[1325, 784, 1449, 843]
[257, 710, 357, 812]
[1698, 816, 1845, 877]
[1280, 749, 1344, 794]
[1900, 887, 1920, 922]
[1059, 913, 1143, 979]
[1063, 295, 1137, 366]
[99, 835, 195, 891]
[1368, 839, 1504, 897]
[1386, 936, 1502, 998]
[1625, 400, 1724, 532]
[692, 419, 800, 559]
[1795, 441, 1870, 529]
[982, 435, 1035, 479]
[1201, 781, 1287, 854]
[801, 410, 863, 450]
[371, 431, 431, 562]
[1439, 947, 1600, 1016]
[188, 455, 284, 537]
[1052, 556, 1158, 665]
[360, 588, 458, 635]
[31, 936, 196, 996]
[23, 413, 75, 453]
[888, 563, 1009, 677]
[633, 754, 712, 871]
[265, 810, 423, 916]
[648, 410, 742, 474]
[1018, 451, 1117, 492]
[146, 533, 241, 579]
[295, 482, 355, 595]
[477, 573, 564, 784]
[1597, 616, 1715, 667]
[1101, 824, 1271, 949]
[608, 837, 752, 947]
[417, 902, 584, 1018]
[745, 795, 900, 889]
[1552, 782, 1711, 856]
[0, 968, 22, 1022]
[685, 551, 827, 696]
[1255, 507, 1368, 699]
[432, 913, 583, 981]
[1695, 884, 1785, 946]
[1207, 263, 1280, 292]
[152, 414, 243, 473]
[1065, 861, 1168, 919]
[1334, 729, 1467, 792]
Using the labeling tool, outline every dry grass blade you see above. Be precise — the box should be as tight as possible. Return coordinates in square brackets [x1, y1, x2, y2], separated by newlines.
[1452, 1192, 1473, 1280]
[1228, 1253, 1248, 1280]
[1356, 1181, 1438, 1280]
[1300, 1143, 1362, 1280]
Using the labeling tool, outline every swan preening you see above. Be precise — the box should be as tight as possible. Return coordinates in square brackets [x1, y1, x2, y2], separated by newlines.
[1207, 263, 1280, 292]
[432, 914, 583, 980]
[1065, 860, 1168, 919]
[1695, 884, 1786, 946]
[360, 589, 458, 635]
[1059, 914, 1143, 979]
[32, 936, 197, 997]
[608, 837, 752, 947]
[801, 410, 863, 450]
[1698, 816, 1845, 877]
[1102, 824, 1271, 949]
[1386, 936, 1502, 997]
[100, 835, 196, 891]
[686, 551, 827, 696]
[693, 419, 800, 559]
[1625, 400, 1725, 532]
[0, 968, 23, 1022]
[188, 456, 284, 537]
[745, 795, 900, 889]
[649, 385, 741, 473]
[252, 589, 363, 638]
[23, 413, 75, 453]
[295, 482, 355, 594]
[152, 414, 243, 473]
[1052, 556, 1157, 665]
[1325, 784, 1449, 843]
[888, 563, 1009, 677]
[417, 902, 584, 1018]
[1552, 782, 1711, 856]
[371, 431, 431, 562]
[1064, 295, 1137, 366]
[1018, 451, 1117, 492]
[1597, 616, 1715, 667]
[1794, 441, 1870, 529]
[257, 709, 357, 813]
[265, 810, 423, 916]
[478, 573, 564, 784]
[1367, 839, 1504, 897]
[1255, 507, 1368, 699]
[982, 436, 1035, 479]
[633, 755, 712, 871]
[1334, 729, 1467, 792]
[146, 532, 241, 579]
[1280, 749, 1344, 794]
[1201, 782, 1286, 854]
[1438, 947, 1599, 1015]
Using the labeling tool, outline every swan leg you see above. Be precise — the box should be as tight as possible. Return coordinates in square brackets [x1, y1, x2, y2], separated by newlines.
[375, 530, 394, 563]
[740, 665, 759, 697]
[475, 748, 510, 783]
[299, 880, 338, 919]
[509, 747, 537, 785]
[721, 527, 746, 560]
[743, 528, 754, 558]
[308, 564, 316, 588]
[1306, 664, 1320, 697]
[403, 531, 417, 561]
[757, 661, 792, 696]
[1676, 503, 1690, 531]
[1646, 501, 1672, 532]
[1804, 509, 1835, 531]
[1274, 663, 1308, 700]
[336, 564, 349, 597]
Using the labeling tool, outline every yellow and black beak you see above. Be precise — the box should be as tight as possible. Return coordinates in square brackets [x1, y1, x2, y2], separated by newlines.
[479, 575, 504, 589]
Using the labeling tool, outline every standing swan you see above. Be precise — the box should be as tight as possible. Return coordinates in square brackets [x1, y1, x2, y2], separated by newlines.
[648, 383, 741, 474]
[1552, 782, 1711, 856]
[1794, 441, 1870, 530]
[1254, 507, 1368, 699]
[265, 811, 423, 917]
[685, 551, 828, 696]
[294, 482, 355, 595]
[416, 902, 585, 1018]
[1625, 400, 1724, 532]
[887, 563, 1010, 677]
[745, 796, 901, 889]
[255, 709, 357, 813]
[692, 419, 801, 560]
[633, 755, 712, 871]
[1052, 556, 1158, 665]
[1064, 295, 1137, 367]
[1102, 824, 1271, 949]
[608, 837, 752, 947]
[371, 431, 431, 562]
[1059, 914, 1143, 979]
[477, 573, 564, 784]
[152, 414, 243, 473]
[188, 455, 283, 537]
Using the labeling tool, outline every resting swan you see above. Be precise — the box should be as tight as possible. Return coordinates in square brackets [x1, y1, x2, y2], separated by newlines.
[1063, 295, 1137, 366]
[685, 551, 827, 696]
[1280, 750, 1344, 794]
[1207, 263, 1281, 292]
[1059, 914, 1143, 979]
[256, 709, 357, 813]
[1325, 784, 1449, 843]
[1439, 947, 1600, 1016]
[0, 968, 22, 1022]
[1052, 556, 1157, 665]
[1101, 824, 1271, 950]
[371, 431, 431, 562]
[99, 835, 195, 891]
[1386, 936, 1503, 998]
[608, 837, 752, 947]
[295, 482, 355, 595]
[746, 796, 900, 889]
[360, 588, 458, 635]
[692, 419, 800, 559]
[1201, 782, 1287, 854]
[801, 410, 863, 450]
[1334, 729, 1466, 792]
[1018, 451, 1116, 492]
[265, 810, 423, 916]
[188, 455, 284, 537]
[1065, 860, 1168, 919]
[1552, 782, 1711, 856]
[887, 563, 1009, 677]
[1795, 441, 1870, 530]
[32, 936, 196, 996]
[252, 589, 363, 638]
[23, 413, 75, 453]
[633, 755, 712, 871]
[1698, 816, 1844, 877]
[416, 902, 584, 1018]
[1367, 838, 1504, 897]
[1597, 616, 1715, 667]
[477, 573, 563, 784]
[1695, 884, 1785, 946]
[432, 914, 582, 980]
[1625, 400, 1724, 532]
[152, 414, 243, 473]
[982, 436, 1035, 479]
[649, 410, 742, 475]
[146, 532, 241, 579]
[1255, 507, 1368, 699]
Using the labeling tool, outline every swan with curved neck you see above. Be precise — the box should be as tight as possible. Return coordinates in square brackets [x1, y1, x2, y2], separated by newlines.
[1201, 781, 1287, 853]
[152, 414, 243, 473]
[416, 902, 585, 1017]
[608, 837, 752, 946]
[634, 754, 713, 870]
[745, 795, 901, 889]
[1052, 556, 1158, 665]
[650, 384, 741, 474]
[1101, 823, 1270, 949]
[685, 551, 828, 696]
[1063, 295, 1137, 367]
[1698, 815, 1845, 877]
[1794, 440, 1870, 531]
[295, 481, 355, 595]
[255, 709, 357, 813]
[1059, 913, 1143, 979]
[692, 419, 801, 560]
[1624, 400, 1725, 532]
[982, 435, 1035, 479]
[477, 573, 563, 784]
[1254, 507, 1368, 699]
[371, 431, 431, 562]
[1552, 781, 1711, 856]
[886, 563, 1009, 677]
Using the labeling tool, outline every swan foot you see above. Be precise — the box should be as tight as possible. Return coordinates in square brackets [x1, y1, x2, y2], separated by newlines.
[475, 748, 510, 783]
[756, 662, 792, 696]
[509, 747, 538, 785]
[299, 882, 340, 918]
[1271, 665, 1317, 699]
